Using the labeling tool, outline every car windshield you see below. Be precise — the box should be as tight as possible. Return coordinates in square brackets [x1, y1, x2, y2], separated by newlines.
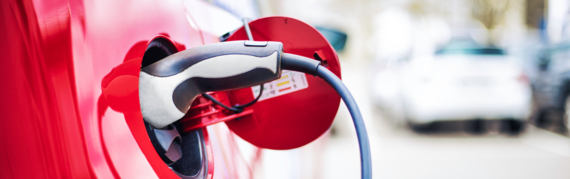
[435, 48, 505, 55]
[435, 39, 506, 56]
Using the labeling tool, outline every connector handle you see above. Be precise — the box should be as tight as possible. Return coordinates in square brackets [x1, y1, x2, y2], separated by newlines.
[139, 41, 283, 128]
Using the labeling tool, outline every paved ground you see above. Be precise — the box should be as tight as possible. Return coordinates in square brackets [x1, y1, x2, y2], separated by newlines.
[321, 121, 570, 179]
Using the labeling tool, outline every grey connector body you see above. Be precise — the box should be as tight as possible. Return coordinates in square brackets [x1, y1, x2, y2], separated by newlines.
[139, 41, 283, 128]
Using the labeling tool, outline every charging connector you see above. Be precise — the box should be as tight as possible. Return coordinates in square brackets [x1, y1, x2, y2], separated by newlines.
[137, 38, 371, 178]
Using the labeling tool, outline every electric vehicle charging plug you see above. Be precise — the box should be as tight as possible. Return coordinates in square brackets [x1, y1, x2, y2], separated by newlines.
[138, 40, 371, 179]
[139, 40, 283, 128]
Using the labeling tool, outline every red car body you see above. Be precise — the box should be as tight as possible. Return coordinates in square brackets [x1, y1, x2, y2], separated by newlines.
[0, 0, 256, 178]
[0, 0, 343, 178]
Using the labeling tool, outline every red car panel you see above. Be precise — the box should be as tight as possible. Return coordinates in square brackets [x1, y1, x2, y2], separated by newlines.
[1, 0, 249, 178]
[1, 0, 341, 178]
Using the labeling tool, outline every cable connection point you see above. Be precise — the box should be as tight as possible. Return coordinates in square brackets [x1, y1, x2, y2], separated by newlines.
[202, 83, 265, 113]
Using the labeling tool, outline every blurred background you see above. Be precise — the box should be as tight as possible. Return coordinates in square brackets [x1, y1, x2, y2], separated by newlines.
[211, 0, 570, 178]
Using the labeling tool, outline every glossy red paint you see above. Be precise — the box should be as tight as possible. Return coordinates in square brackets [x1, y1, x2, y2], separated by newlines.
[0, 0, 93, 178]
[1, 0, 251, 178]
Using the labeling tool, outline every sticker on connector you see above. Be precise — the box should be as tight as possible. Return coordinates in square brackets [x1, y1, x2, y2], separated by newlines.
[251, 70, 309, 101]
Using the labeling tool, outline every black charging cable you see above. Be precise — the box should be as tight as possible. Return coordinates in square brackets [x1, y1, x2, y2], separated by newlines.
[281, 53, 372, 179]
[201, 83, 264, 113]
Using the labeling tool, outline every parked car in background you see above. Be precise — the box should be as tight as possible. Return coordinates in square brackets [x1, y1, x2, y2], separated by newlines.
[532, 42, 570, 133]
[373, 39, 532, 135]
[316, 26, 348, 53]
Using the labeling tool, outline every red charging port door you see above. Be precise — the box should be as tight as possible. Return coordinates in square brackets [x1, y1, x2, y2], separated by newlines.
[225, 16, 342, 150]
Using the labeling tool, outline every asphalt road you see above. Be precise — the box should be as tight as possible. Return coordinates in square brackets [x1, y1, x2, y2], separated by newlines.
[322, 121, 570, 179]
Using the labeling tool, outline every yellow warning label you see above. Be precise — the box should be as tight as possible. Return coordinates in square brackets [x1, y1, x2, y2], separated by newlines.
[277, 81, 290, 87]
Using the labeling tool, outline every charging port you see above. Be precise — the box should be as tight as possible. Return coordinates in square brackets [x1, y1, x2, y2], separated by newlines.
[142, 37, 208, 178]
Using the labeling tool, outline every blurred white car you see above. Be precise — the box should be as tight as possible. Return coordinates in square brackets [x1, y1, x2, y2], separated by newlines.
[373, 40, 532, 134]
